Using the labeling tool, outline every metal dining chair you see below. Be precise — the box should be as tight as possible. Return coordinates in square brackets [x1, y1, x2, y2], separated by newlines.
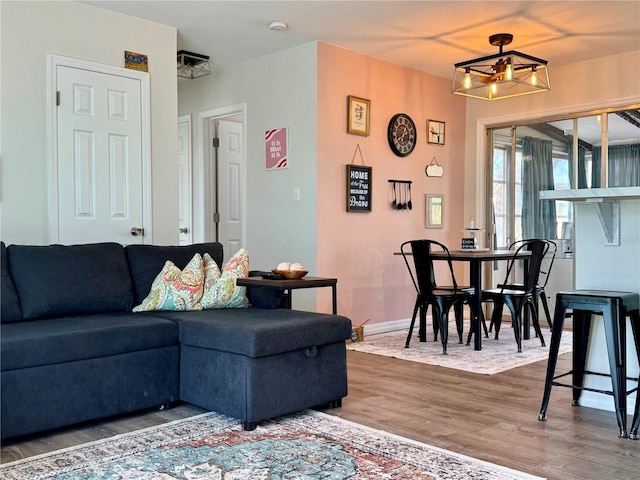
[482, 239, 549, 352]
[400, 239, 478, 355]
[495, 239, 557, 329]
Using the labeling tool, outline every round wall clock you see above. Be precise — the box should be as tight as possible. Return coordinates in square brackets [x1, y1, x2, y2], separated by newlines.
[387, 113, 416, 157]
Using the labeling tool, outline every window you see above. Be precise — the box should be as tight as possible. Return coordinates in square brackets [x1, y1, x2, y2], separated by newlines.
[552, 155, 572, 238]
[488, 106, 639, 246]
[492, 146, 507, 248]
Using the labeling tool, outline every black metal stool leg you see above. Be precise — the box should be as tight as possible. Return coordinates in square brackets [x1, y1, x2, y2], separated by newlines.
[539, 299, 567, 421]
[630, 309, 640, 440]
[603, 301, 628, 437]
[572, 311, 591, 407]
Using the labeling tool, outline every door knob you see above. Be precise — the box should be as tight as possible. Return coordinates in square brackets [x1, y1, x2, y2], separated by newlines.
[179, 227, 189, 234]
[130, 227, 145, 236]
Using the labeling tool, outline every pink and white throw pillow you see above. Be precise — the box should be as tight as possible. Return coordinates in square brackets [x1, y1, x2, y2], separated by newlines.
[200, 248, 250, 309]
[133, 253, 204, 311]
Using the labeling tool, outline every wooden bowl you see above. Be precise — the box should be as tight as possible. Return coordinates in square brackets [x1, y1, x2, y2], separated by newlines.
[271, 269, 309, 279]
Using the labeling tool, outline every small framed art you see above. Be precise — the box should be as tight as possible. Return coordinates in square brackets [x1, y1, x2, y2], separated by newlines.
[347, 95, 370, 136]
[425, 194, 444, 228]
[124, 51, 148, 72]
[265, 127, 288, 170]
[427, 119, 445, 145]
[346, 165, 372, 212]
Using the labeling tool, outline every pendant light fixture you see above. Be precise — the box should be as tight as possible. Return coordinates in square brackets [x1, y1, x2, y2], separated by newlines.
[452, 33, 550, 100]
[177, 50, 212, 79]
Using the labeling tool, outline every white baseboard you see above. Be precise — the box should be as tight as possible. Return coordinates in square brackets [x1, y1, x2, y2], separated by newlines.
[580, 392, 636, 413]
[362, 310, 476, 336]
[362, 318, 417, 336]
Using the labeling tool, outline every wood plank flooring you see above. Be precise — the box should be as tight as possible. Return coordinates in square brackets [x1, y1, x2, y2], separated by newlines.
[2, 349, 638, 479]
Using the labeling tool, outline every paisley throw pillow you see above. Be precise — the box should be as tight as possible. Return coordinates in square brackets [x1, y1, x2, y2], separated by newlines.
[133, 253, 204, 311]
[200, 248, 250, 309]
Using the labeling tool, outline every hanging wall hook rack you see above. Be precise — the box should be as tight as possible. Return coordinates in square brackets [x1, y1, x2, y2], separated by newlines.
[388, 180, 413, 210]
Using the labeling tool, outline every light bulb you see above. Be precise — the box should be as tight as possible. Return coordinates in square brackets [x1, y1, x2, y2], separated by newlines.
[530, 68, 538, 86]
[506, 63, 513, 81]
[490, 83, 498, 96]
[463, 71, 472, 89]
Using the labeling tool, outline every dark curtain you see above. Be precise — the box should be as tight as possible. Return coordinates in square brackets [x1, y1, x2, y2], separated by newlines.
[591, 144, 640, 187]
[591, 148, 602, 187]
[521, 137, 556, 239]
[609, 144, 640, 186]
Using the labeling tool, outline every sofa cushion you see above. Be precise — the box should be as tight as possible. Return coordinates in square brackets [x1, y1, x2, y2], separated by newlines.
[0, 313, 178, 371]
[126, 243, 224, 305]
[8, 243, 134, 320]
[133, 254, 205, 312]
[153, 308, 352, 358]
[1, 242, 22, 323]
[200, 249, 250, 309]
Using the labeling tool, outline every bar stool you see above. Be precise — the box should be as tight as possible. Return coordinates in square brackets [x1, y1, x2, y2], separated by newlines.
[538, 290, 640, 438]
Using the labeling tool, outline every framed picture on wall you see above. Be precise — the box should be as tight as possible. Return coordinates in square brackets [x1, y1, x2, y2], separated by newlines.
[425, 194, 444, 228]
[265, 127, 288, 169]
[427, 119, 445, 145]
[346, 165, 372, 212]
[347, 95, 371, 136]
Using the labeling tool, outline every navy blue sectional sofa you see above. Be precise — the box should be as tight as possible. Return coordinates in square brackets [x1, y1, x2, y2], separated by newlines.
[0, 241, 351, 440]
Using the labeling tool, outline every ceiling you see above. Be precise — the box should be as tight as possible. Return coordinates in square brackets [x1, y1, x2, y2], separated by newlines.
[86, 1, 640, 80]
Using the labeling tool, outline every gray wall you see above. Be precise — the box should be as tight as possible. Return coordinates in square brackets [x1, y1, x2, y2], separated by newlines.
[1, 1, 178, 245]
[178, 43, 319, 309]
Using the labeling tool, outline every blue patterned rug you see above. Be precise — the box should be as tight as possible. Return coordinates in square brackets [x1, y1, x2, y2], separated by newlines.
[347, 328, 572, 374]
[0, 410, 543, 479]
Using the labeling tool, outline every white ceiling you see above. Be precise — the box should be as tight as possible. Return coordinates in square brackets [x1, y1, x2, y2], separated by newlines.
[87, 0, 640, 80]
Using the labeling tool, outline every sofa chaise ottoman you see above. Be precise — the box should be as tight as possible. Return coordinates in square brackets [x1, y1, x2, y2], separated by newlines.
[153, 308, 349, 430]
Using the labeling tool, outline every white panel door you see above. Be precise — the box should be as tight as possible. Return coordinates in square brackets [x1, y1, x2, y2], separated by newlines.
[57, 66, 144, 244]
[177, 116, 193, 245]
[217, 119, 244, 256]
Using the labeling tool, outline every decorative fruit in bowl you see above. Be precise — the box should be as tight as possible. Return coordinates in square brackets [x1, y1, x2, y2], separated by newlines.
[273, 261, 308, 279]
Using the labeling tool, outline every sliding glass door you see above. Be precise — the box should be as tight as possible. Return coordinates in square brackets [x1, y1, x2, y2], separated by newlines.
[489, 124, 572, 249]
[485, 105, 639, 302]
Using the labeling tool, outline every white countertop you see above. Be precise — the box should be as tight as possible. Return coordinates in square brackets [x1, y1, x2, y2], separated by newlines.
[540, 186, 640, 201]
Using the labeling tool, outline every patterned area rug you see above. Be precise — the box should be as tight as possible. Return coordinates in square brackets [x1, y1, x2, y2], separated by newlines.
[347, 327, 572, 374]
[0, 410, 543, 480]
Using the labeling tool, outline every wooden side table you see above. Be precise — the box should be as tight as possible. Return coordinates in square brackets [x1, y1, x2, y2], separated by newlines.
[236, 276, 338, 314]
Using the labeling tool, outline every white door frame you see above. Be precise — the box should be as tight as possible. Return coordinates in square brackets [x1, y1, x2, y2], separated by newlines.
[196, 103, 247, 244]
[47, 54, 152, 243]
[178, 114, 193, 245]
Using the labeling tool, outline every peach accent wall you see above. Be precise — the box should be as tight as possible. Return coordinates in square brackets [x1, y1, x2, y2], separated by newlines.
[317, 43, 467, 327]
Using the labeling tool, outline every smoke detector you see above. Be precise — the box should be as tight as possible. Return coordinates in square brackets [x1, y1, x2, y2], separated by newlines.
[269, 20, 288, 31]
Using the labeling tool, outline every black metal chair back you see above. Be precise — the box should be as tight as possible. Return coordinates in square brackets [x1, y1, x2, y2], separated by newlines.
[485, 238, 550, 352]
[400, 240, 473, 354]
[505, 238, 556, 288]
[538, 239, 557, 289]
[499, 239, 549, 296]
[401, 239, 459, 297]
